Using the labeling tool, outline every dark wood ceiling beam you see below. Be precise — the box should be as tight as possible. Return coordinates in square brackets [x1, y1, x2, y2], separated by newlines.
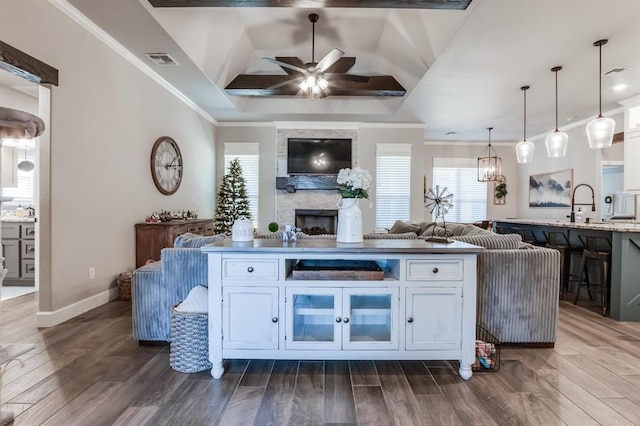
[0, 41, 59, 86]
[149, 0, 472, 10]
[225, 74, 405, 97]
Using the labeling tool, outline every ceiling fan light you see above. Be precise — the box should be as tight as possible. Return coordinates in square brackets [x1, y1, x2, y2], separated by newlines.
[545, 131, 568, 157]
[299, 80, 309, 91]
[318, 77, 328, 90]
[586, 116, 615, 148]
[312, 85, 321, 94]
[515, 140, 534, 164]
[306, 75, 316, 87]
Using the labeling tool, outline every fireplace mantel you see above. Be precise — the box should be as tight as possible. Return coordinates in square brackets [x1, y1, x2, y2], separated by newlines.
[275, 175, 339, 192]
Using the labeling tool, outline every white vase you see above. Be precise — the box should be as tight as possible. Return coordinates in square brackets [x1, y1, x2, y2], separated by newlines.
[336, 197, 363, 243]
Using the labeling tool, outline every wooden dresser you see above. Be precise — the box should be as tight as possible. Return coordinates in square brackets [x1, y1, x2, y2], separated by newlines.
[135, 219, 214, 267]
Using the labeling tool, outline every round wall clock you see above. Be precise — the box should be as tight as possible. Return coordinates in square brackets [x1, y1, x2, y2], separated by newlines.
[150, 136, 183, 195]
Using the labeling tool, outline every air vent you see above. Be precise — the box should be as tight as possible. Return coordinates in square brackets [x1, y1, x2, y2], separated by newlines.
[603, 66, 630, 76]
[145, 53, 179, 66]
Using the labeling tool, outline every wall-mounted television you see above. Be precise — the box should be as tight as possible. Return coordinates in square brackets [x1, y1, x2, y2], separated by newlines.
[287, 138, 352, 175]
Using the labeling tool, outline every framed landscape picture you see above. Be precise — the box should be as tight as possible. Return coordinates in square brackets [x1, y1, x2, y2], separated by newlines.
[529, 169, 573, 208]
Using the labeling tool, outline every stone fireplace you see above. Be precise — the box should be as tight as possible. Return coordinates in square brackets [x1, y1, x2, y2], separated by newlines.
[295, 209, 338, 235]
[275, 127, 359, 228]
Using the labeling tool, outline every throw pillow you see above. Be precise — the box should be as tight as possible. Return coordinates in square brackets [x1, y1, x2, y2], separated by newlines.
[174, 233, 226, 248]
[388, 220, 421, 235]
[364, 232, 418, 240]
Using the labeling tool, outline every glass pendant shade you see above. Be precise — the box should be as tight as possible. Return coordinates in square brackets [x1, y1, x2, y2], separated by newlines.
[477, 127, 502, 182]
[545, 131, 568, 157]
[516, 85, 534, 163]
[546, 66, 568, 157]
[587, 116, 615, 148]
[516, 140, 535, 163]
[586, 39, 615, 148]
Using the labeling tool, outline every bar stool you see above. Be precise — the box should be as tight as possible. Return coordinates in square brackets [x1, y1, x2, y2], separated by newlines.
[573, 235, 612, 316]
[513, 227, 546, 246]
[543, 230, 577, 299]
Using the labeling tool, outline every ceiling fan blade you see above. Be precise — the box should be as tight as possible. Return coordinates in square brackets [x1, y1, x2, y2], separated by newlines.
[314, 48, 344, 73]
[262, 57, 307, 74]
[267, 77, 302, 90]
[323, 57, 356, 73]
[274, 57, 307, 75]
[325, 73, 370, 83]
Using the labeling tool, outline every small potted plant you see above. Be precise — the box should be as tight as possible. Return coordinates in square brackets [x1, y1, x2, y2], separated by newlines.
[495, 182, 508, 203]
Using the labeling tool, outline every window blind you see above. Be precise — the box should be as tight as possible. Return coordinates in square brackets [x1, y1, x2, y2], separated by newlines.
[224, 143, 259, 228]
[432, 158, 487, 223]
[2, 147, 35, 207]
[376, 144, 411, 229]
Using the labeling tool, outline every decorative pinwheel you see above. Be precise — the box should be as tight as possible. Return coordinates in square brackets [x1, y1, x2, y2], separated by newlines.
[424, 185, 454, 243]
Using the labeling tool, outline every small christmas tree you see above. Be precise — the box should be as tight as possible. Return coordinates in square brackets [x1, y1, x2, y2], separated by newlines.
[214, 158, 253, 235]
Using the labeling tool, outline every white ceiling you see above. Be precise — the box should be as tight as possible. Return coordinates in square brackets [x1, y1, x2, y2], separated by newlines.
[32, 0, 640, 141]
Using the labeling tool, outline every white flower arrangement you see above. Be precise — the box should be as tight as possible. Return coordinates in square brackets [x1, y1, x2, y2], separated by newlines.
[336, 167, 372, 199]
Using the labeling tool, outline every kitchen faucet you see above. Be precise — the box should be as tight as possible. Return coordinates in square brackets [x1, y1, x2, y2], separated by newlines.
[570, 183, 596, 222]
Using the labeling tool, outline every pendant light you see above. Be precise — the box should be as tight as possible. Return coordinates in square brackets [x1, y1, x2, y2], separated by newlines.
[515, 85, 534, 163]
[17, 146, 35, 172]
[586, 39, 615, 149]
[477, 127, 502, 182]
[545, 66, 568, 157]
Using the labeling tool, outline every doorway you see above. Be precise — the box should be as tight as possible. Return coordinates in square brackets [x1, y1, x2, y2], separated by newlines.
[601, 162, 637, 220]
[0, 69, 40, 300]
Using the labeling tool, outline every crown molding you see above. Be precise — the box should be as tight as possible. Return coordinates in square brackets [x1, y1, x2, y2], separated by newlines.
[274, 121, 361, 130]
[529, 106, 624, 142]
[216, 122, 275, 128]
[424, 140, 516, 147]
[360, 122, 426, 129]
[48, 0, 216, 125]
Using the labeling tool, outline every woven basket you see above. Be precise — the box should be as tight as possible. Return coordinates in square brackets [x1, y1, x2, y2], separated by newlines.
[117, 272, 132, 301]
[169, 305, 211, 373]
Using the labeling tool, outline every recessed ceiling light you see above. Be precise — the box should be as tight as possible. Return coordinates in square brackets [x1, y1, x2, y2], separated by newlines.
[566, 116, 577, 122]
[613, 83, 628, 91]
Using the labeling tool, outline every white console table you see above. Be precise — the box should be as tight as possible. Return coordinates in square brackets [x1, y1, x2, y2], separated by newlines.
[202, 239, 483, 380]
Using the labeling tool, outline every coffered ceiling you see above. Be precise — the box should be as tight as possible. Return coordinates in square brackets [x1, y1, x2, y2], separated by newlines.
[60, 0, 640, 141]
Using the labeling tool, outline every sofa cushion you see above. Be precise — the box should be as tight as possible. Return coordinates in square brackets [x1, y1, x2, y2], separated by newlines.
[388, 220, 421, 235]
[364, 232, 418, 239]
[174, 232, 226, 248]
[451, 233, 522, 249]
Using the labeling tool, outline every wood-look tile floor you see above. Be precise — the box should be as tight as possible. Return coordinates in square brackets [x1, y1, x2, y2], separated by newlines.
[2, 293, 640, 425]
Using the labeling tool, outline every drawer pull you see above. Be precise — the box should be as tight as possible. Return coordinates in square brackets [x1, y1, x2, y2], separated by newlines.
[247, 267, 254, 273]
[407, 317, 414, 323]
[272, 317, 278, 323]
[26, 266, 35, 272]
[27, 247, 35, 253]
[432, 267, 439, 274]
[343, 317, 350, 324]
[335, 317, 342, 323]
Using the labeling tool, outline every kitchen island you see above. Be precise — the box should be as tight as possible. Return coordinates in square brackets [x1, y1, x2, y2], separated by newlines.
[202, 239, 484, 380]
[493, 219, 640, 321]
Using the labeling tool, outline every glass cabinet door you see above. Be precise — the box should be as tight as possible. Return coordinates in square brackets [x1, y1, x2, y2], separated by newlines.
[286, 288, 342, 350]
[342, 288, 399, 350]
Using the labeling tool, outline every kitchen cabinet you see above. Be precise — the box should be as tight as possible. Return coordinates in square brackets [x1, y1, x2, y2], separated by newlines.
[134, 219, 214, 267]
[1, 221, 35, 284]
[623, 100, 640, 193]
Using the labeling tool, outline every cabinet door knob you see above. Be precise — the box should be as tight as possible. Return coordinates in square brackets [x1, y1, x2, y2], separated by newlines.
[272, 317, 278, 323]
[432, 267, 439, 274]
[335, 317, 342, 323]
[247, 267, 254, 273]
[407, 317, 414, 323]
[27, 247, 35, 252]
[343, 317, 350, 324]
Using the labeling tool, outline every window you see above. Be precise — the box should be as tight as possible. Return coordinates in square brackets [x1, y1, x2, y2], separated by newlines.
[224, 143, 259, 228]
[432, 158, 487, 223]
[376, 144, 411, 229]
[1, 144, 35, 208]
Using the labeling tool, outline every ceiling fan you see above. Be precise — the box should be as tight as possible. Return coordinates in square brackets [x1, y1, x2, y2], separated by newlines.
[224, 13, 406, 98]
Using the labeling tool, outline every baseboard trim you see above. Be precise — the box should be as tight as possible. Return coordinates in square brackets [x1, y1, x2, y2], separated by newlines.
[35, 287, 119, 328]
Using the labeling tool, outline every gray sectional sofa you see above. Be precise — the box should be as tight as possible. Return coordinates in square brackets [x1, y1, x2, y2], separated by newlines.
[132, 222, 560, 346]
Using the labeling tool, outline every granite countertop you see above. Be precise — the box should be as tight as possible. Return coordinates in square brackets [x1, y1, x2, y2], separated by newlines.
[493, 218, 640, 233]
[1, 217, 36, 223]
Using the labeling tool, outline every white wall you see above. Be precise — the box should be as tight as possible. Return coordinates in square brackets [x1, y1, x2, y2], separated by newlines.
[0, 85, 38, 114]
[516, 113, 624, 222]
[0, 0, 216, 316]
[423, 142, 519, 221]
